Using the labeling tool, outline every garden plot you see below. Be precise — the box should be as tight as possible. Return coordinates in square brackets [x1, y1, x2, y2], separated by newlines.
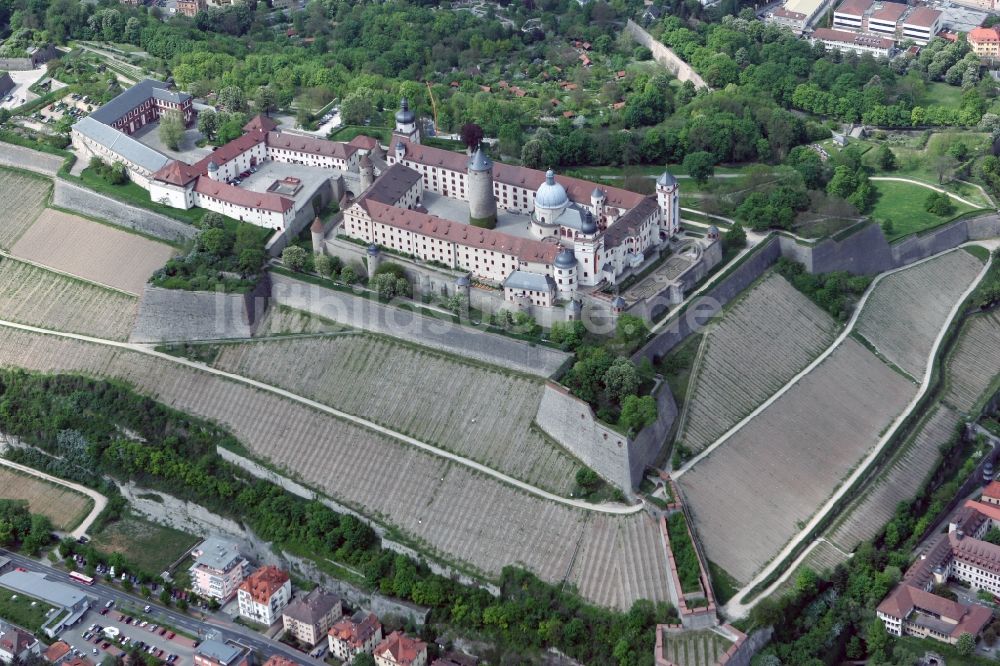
[0, 169, 50, 249]
[678, 338, 915, 584]
[942, 310, 1000, 413]
[10, 209, 176, 295]
[0, 258, 137, 340]
[678, 273, 838, 453]
[657, 629, 737, 666]
[0, 327, 668, 609]
[210, 335, 578, 493]
[0, 465, 93, 531]
[827, 405, 960, 553]
[253, 305, 345, 336]
[564, 512, 672, 610]
[855, 249, 984, 379]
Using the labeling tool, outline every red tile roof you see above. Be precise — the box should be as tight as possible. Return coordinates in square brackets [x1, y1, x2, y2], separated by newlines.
[45, 641, 71, 663]
[834, 0, 873, 17]
[965, 498, 1000, 523]
[192, 130, 266, 173]
[243, 115, 278, 133]
[0, 628, 35, 657]
[392, 137, 645, 210]
[870, 1, 906, 21]
[348, 135, 379, 151]
[265, 132, 357, 160]
[194, 177, 293, 213]
[984, 481, 1000, 501]
[153, 160, 202, 187]
[374, 632, 427, 666]
[970, 26, 1000, 44]
[238, 566, 289, 604]
[903, 6, 941, 27]
[877, 583, 992, 638]
[328, 613, 381, 648]
[262, 657, 299, 666]
[359, 199, 561, 265]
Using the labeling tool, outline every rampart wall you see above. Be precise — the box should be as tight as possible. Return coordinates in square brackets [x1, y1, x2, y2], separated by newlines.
[625, 20, 709, 90]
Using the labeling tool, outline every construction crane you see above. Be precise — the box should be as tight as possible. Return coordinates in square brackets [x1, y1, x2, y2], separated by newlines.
[425, 81, 440, 135]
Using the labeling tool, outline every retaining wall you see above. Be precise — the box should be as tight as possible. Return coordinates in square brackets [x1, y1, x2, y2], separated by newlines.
[634, 237, 782, 364]
[53, 179, 197, 244]
[534, 379, 677, 493]
[130, 278, 270, 343]
[0, 141, 64, 176]
[116, 481, 431, 624]
[270, 272, 570, 377]
[625, 20, 708, 90]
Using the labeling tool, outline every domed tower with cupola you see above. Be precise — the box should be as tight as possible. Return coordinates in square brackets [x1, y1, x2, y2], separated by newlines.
[532, 170, 570, 238]
[393, 98, 420, 144]
[467, 145, 497, 229]
[574, 211, 600, 287]
[553, 246, 578, 300]
[656, 168, 680, 237]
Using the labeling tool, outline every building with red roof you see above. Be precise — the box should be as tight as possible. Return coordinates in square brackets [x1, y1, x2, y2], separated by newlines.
[0, 625, 38, 664]
[237, 566, 291, 626]
[877, 583, 992, 644]
[44, 641, 71, 663]
[328, 612, 383, 663]
[970, 26, 1000, 57]
[373, 631, 427, 666]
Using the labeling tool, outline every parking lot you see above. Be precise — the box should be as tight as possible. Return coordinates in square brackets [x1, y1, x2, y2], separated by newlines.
[59, 605, 200, 666]
[0, 66, 50, 110]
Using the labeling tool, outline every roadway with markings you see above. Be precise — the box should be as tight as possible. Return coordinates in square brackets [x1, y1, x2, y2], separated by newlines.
[1, 550, 326, 666]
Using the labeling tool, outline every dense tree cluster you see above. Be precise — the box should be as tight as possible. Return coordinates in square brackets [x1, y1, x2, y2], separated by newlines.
[775, 259, 871, 320]
[151, 212, 269, 292]
[0, 500, 52, 555]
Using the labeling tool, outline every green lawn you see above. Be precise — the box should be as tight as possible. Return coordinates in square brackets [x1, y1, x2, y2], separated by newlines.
[89, 511, 199, 576]
[77, 168, 205, 225]
[869, 180, 975, 241]
[0, 589, 56, 634]
[328, 125, 390, 144]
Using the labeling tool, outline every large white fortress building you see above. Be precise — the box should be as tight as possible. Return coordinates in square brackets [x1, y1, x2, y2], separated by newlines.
[72, 83, 682, 304]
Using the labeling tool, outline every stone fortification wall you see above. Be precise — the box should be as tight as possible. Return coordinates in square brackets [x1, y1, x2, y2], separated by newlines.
[130, 278, 270, 343]
[534, 379, 676, 493]
[626, 240, 724, 322]
[779, 222, 894, 275]
[116, 481, 431, 624]
[270, 272, 570, 377]
[54, 179, 197, 244]
[0, 142, 64, 176]
[625, 20, 708, 90]
[634, 237, 782, 364]
[0, 58, 34, 70]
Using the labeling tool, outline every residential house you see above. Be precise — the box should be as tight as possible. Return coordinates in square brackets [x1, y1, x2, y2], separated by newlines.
[0, 625, 39, 663]
[189, 537, 249, 603]
[373, 632, 427, 666]
[281, 588, 342, 647]
[328, 612, 382, 663]
[237, 566, 291, 626]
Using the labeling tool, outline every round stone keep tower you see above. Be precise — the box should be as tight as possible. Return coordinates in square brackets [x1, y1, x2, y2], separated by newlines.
[359, 154, 374, 192]
[467, 146, 497, 229]
[310, 217, 324, 255]
[207, 161, 220, 181]
[366, 244, 381, 281]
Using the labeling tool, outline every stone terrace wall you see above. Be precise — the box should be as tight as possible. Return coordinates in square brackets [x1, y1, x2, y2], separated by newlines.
[271, 272, 570, 377]
[0, 142, 64, 176]
[779, 222, 894, 275]
[634, 236, 782, 364]
[130, 283, 269, 342]
[53, 179, 197, 244]
[625, 20, 709, 90]
[534, 380, 676, 493]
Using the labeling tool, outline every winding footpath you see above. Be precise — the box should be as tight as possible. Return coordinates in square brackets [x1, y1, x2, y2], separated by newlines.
[0, 318, 643, 516]
[870, 176, 985, 209]
[0, 455, 107, 539]
[714, 244, 994, 619]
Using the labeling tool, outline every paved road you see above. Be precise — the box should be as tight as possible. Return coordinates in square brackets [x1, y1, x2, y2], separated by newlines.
[718, 245, 994, 619]
[0, 317, 641, 516]
[0, 456, 107, 539]
[2, 549, 324, 666]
